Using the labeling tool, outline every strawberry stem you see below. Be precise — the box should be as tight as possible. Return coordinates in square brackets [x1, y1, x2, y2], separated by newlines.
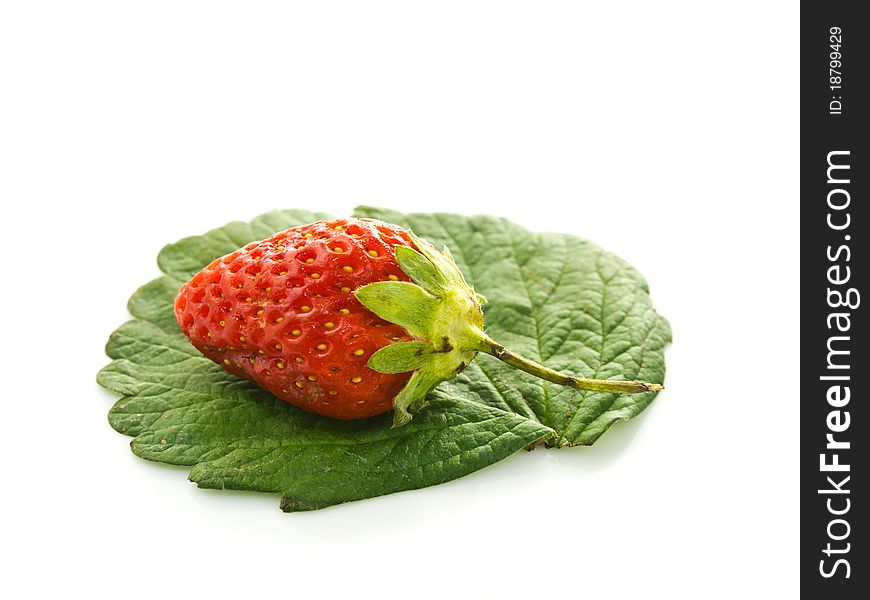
[472, 330, 664, 394]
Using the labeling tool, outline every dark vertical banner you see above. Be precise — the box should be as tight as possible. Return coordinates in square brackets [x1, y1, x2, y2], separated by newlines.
[802, 2, 867, 596]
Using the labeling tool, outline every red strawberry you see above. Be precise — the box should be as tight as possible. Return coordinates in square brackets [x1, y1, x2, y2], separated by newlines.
[175, 216, 664, 426]
[174, 218, 417, 419]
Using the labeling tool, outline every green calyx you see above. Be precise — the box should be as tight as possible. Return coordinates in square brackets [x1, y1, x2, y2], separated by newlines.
[356, 231, 665, 428]
[355, 233, 485, 427]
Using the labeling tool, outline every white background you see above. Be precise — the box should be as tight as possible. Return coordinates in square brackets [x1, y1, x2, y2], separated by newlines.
[1, 1, 798, 598]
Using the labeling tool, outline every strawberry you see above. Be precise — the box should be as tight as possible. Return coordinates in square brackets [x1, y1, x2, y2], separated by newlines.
[175, 217, 663, 426]
[174, 218, 419, 419]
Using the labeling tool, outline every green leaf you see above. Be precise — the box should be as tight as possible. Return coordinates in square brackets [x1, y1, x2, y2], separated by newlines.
[368, 342, 431, 374]
[354, 207, 671, 446]
[99, 318, 549, 511]
[388, 367, 439, 428]
[354, 281, 439, 338]
[98, 206, 669, 510]
[394, 246, 450, 295]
